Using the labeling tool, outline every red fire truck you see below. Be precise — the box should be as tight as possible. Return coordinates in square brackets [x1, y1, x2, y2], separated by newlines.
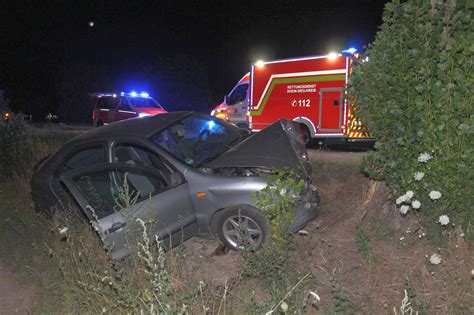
[211, 50, 374, 145]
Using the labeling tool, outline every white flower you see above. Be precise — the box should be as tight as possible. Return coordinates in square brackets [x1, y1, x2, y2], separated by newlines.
[399, 205, 410, 215]
[280, 301, 288, 312]
[280, 188, 287, 196]
[405, 191, 414, 200]
[418, 152, 433, 163]
[429, 253, 442, 265]
[438, 215, 450, 226]
[412, 200, 421, 209]
[414, 171, 425, 181]
[429, 190, 442, 200]
[396, 195, 407, 205]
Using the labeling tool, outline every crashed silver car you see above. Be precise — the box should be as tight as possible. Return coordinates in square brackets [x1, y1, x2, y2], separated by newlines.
[32, 112, 319, 260]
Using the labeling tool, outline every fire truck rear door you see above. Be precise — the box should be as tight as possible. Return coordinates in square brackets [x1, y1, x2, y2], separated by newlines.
[319, 88, 343, 132]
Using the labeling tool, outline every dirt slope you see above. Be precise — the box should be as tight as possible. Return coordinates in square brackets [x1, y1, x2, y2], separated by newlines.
[299, 165, 473, 313]
[182, 161, 473, 313]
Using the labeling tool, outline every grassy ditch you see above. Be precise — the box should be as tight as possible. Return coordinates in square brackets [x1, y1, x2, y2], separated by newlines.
[2, 124, 471, 313]
[0, 125, 320, 313]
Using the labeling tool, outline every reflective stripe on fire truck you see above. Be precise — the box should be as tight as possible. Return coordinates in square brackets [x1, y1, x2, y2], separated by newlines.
[347, 111, 373, 138]
[250, 73, 346, 116]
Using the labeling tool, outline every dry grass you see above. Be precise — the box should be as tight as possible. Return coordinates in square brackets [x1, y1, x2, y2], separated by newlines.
[0, 128, 472, 313]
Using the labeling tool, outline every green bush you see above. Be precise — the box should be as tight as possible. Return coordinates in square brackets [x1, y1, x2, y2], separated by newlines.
[0, 113, 31, 181]
[350, 0, 473, 237]
[244, 168, 307, 307]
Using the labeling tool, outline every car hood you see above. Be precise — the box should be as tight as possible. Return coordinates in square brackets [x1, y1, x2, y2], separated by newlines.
[204, 120, 310, 176]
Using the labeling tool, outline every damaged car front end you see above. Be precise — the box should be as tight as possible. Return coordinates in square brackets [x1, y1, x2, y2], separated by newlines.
[197, 118, 320, 232]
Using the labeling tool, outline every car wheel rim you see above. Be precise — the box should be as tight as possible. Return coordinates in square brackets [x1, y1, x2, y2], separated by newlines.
[222, 214, 263, 250]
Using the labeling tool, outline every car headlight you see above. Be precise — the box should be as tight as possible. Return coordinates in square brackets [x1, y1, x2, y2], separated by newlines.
[138, 113, 149, 118]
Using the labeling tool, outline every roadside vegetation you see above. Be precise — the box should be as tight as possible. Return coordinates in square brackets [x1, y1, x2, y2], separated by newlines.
[0, 117, 472, 313]
[351, 0, 473, 240]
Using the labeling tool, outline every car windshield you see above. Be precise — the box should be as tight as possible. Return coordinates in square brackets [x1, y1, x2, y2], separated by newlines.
[152, 114, 245, 166]
[127, 97, 163, 109]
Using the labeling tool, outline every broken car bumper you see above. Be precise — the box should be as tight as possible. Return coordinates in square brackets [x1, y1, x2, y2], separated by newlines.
[290, 185, 321, 232]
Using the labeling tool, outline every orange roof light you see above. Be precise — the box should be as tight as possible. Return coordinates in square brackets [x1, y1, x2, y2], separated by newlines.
[195, 192, 206, 198]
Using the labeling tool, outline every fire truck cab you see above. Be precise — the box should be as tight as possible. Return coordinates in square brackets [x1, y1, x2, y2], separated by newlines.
[211, 73, 250, 128]
[211, 50, 374, 145]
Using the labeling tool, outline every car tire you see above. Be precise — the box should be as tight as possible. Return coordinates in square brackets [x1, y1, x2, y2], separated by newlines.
[215, 206, 269, 251]
[95, 119, 104, 127]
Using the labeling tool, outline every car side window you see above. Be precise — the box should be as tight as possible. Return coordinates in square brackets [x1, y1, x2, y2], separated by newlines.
[119, 98, 132, 111]
[97, 97, 117, 110]
[227, 83, 248, 105]
[113, 143, 181, 186]
[62, 144, 107, 172]
[73, 168, 167, 219]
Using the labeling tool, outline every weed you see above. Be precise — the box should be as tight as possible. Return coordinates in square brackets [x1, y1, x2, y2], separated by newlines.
[403, 277, 430, 315]
[244, 168, 303, 289]
[356, 224, 372, 262]
[0, 113, 30, 181]
[393, 290, 419, 315]
[330, 275, 358, 314]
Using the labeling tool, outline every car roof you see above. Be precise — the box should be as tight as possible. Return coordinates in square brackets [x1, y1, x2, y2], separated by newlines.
[73, 111, 193, 142]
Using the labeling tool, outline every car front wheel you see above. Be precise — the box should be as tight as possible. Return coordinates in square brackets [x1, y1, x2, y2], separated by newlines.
[215, 206, 268, 251]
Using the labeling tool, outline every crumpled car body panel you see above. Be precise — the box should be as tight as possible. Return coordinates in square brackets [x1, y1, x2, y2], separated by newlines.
[205, 120, 311, 176]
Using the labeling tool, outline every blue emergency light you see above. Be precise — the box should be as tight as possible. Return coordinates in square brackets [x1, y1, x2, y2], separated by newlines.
[342, 47, 357, 55]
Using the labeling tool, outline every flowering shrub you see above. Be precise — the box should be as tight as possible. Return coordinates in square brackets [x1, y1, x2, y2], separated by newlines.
[350, 1, 473, 238]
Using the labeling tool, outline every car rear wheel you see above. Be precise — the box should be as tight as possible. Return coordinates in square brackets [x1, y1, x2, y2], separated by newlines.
[215, 206, 268, 251]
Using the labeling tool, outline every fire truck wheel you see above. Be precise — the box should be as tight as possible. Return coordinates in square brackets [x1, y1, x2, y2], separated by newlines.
[299, 124, 311, 146]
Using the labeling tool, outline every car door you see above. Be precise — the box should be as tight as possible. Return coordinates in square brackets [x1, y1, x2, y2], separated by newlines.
[116, 97, 137, 121]
[95, 96, 119, 125]
[109, 141, 198, 240]
[60, 150, 196, 260]
[226, 83, 249, 125]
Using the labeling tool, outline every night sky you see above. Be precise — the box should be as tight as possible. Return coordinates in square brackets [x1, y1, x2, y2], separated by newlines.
[0, 0, 388, 121]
